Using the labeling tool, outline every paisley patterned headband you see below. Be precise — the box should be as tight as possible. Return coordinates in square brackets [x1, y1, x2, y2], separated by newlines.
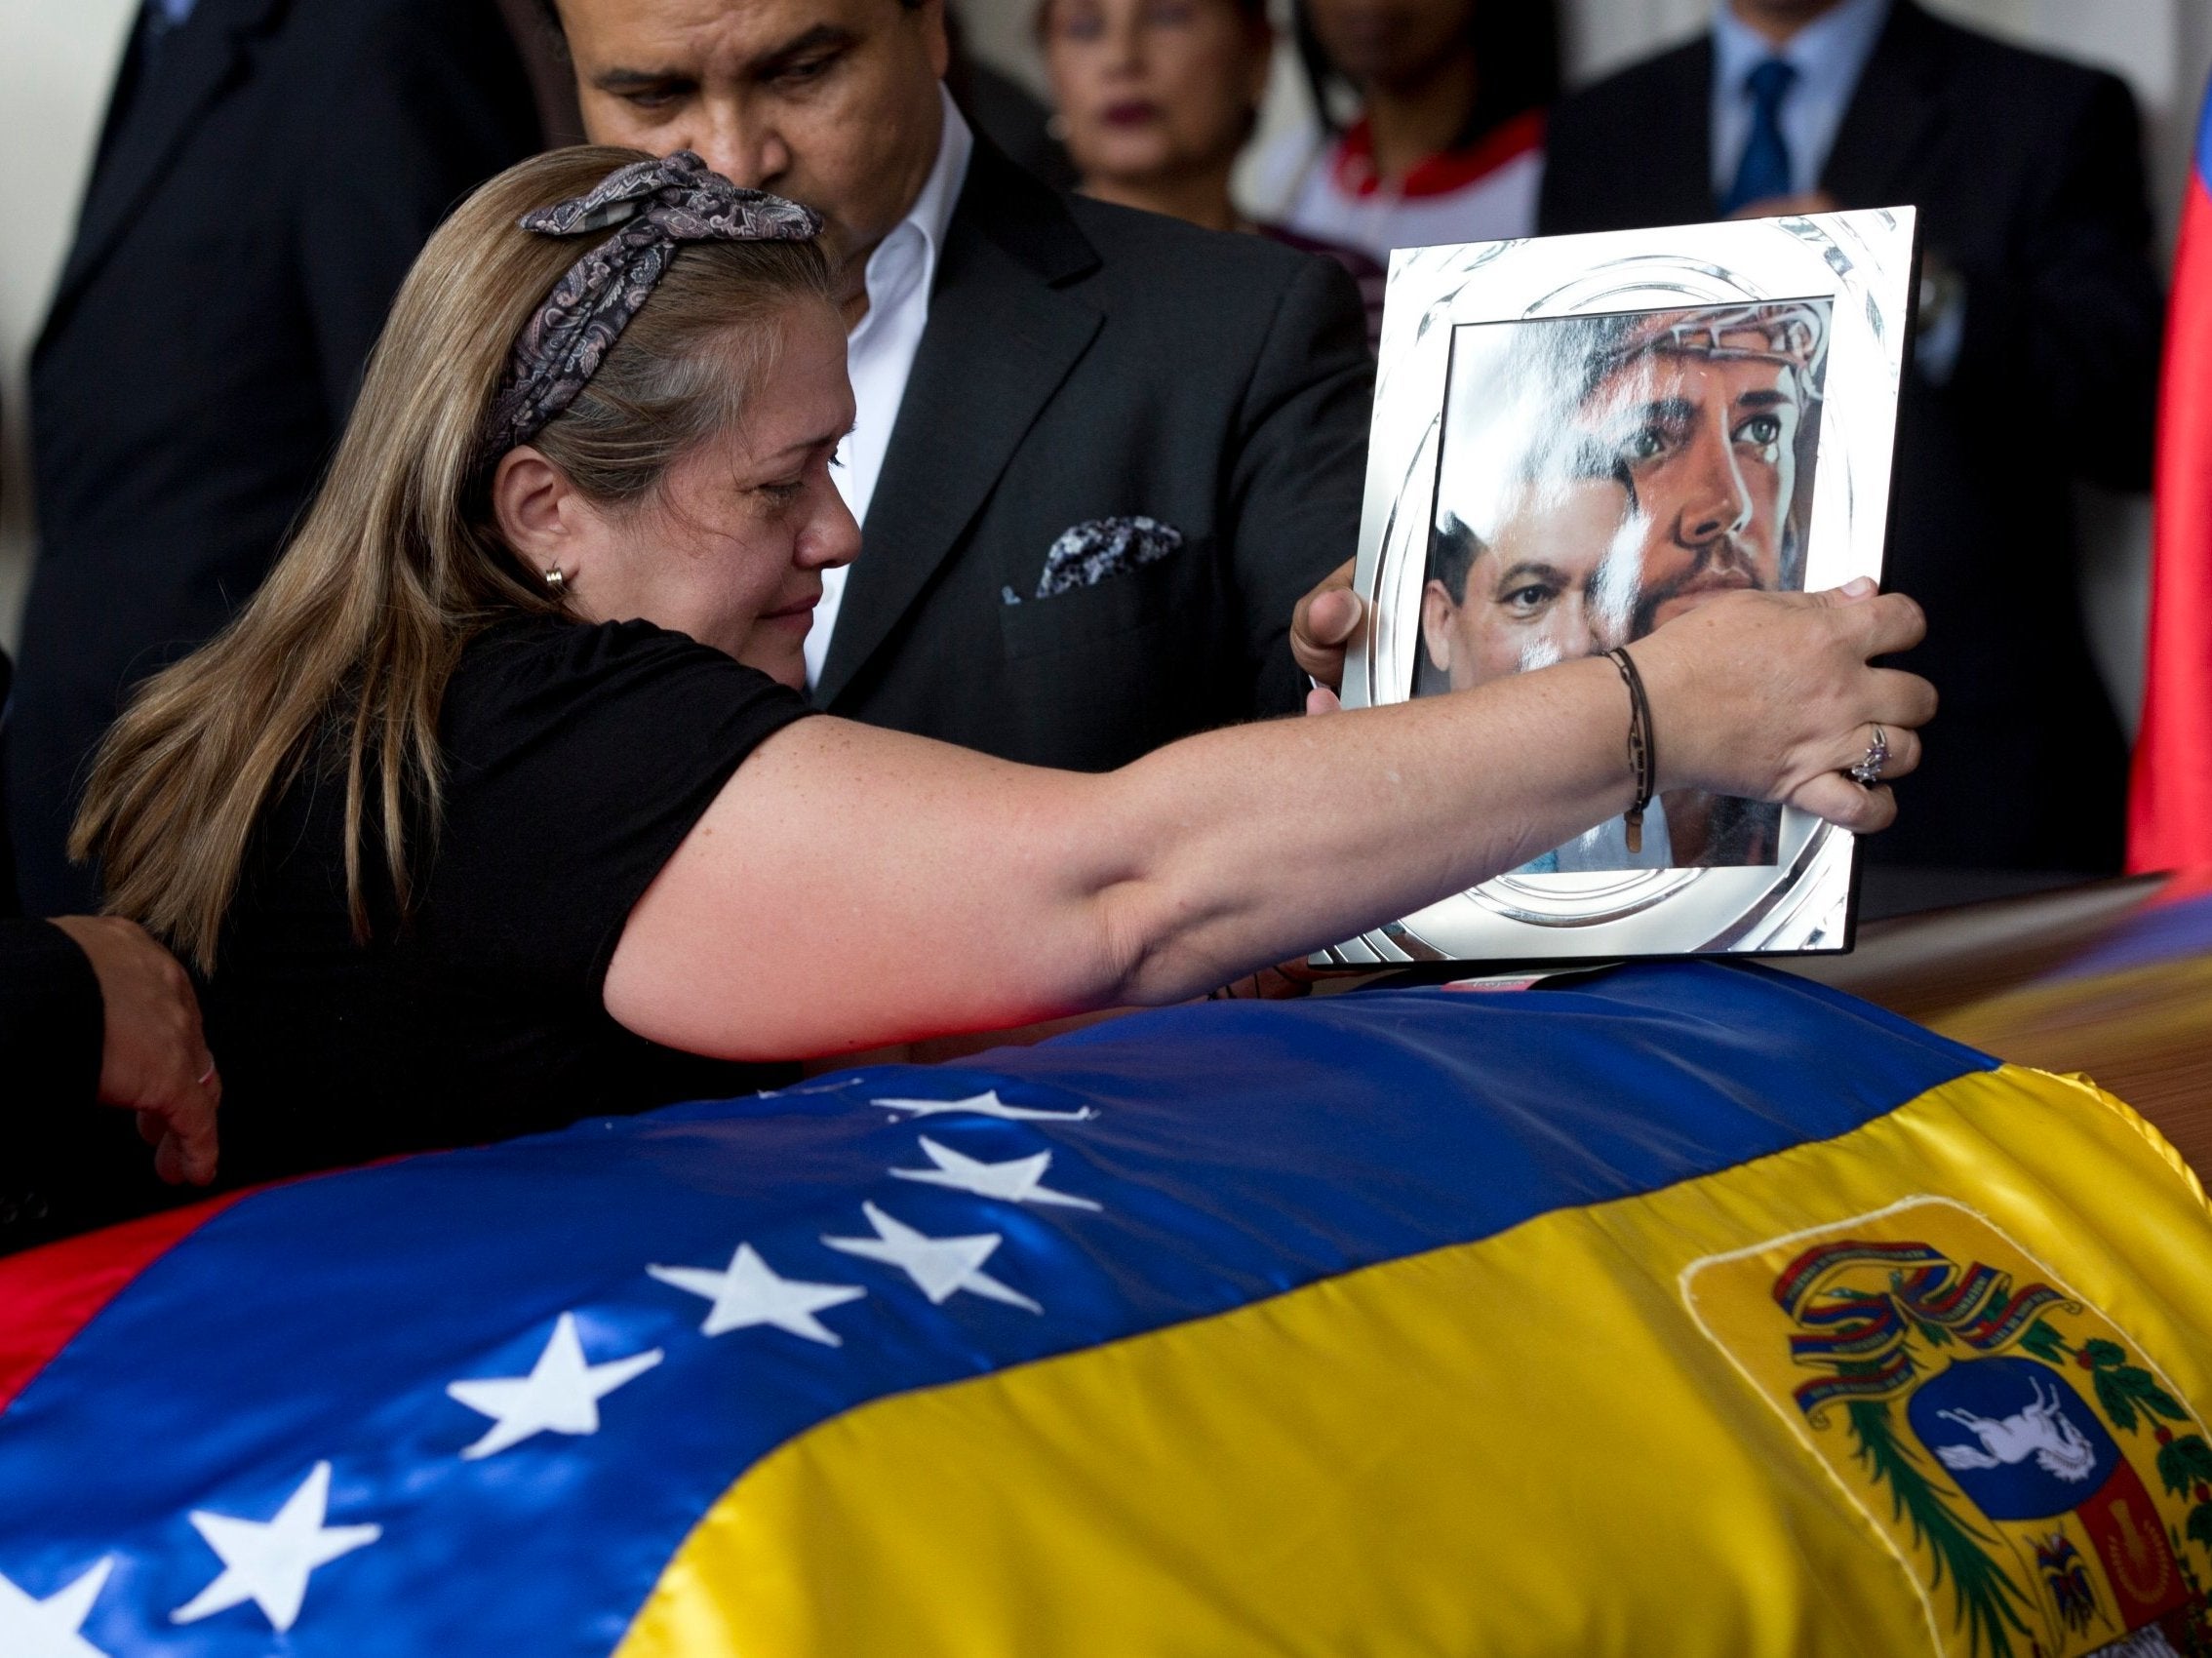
[481, 151, 821, 459]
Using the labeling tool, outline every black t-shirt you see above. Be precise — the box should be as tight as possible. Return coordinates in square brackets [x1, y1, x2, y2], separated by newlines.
[201, 615, 815, 1186]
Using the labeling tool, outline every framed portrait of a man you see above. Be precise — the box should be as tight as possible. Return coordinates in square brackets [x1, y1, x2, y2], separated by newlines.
[1323, 209, 1917, 966]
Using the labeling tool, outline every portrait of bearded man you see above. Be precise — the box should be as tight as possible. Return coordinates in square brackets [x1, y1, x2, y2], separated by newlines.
[1417, 297, 1829, 869]
[1577, 301, 1826, 635]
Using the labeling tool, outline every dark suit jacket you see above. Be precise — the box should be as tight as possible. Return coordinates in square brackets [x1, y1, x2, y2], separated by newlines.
[10, 0, 538, 915]
[1538, 1, 2163, 874]
[817, 141, 1373, 768]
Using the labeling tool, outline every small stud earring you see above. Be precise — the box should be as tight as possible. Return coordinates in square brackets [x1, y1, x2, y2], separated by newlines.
[542, 567, 567, 597]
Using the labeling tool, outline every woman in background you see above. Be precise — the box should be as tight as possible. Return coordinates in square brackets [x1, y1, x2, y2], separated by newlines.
[1038, 0, 1385, 344]
[1253, 0, 1557, 262]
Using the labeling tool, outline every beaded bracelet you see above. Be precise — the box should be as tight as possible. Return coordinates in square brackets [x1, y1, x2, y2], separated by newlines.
[1605, 647, 1656, 854]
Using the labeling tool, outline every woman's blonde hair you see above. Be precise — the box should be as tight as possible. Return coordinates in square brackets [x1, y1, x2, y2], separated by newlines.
[72, 146, 833, 969]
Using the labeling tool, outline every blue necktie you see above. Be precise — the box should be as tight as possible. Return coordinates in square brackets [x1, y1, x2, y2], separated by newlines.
[1722, 59, 1797, 216]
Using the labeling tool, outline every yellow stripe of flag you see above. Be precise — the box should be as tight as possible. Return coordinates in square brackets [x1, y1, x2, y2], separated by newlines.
[619, 1065, 2212, 1658]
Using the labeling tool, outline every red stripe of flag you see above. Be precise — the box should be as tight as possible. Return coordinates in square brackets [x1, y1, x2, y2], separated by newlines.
[2128, 80, 2212, 872]
[0, 1193, 245, 1414]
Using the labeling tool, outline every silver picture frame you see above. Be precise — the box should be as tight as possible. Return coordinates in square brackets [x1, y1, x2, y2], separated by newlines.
[1321, 208, 1917, 967]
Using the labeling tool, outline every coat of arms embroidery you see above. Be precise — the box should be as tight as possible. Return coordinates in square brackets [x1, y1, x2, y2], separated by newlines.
[1685, 1197, 2212, 1658]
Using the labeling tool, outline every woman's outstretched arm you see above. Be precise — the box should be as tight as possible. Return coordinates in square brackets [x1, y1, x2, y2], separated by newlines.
[604, 584, 1931, 1060]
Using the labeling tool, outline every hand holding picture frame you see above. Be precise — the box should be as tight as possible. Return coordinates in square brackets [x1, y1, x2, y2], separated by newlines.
[1321, 208, 1918, 966]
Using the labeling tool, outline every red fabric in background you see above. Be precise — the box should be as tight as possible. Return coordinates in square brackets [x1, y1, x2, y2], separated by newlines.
[2128, 97, 2212, 873]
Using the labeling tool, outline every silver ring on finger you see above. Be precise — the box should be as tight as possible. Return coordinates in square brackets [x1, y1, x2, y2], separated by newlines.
[196, 1062, 217, 1087]
[1848, 726, 1890, 788]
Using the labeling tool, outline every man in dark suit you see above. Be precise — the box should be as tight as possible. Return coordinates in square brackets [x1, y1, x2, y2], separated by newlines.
[545, 0, 1369, 771]
[1538, 0, 2164, 885]
[9, 0, 542, 915]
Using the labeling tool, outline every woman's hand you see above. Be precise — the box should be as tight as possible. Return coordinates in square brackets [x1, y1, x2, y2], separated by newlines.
[1631, 577, 1935, 831]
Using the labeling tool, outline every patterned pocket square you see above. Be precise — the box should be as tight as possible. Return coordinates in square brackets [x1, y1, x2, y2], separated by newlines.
[1022, 516, 1185, 602]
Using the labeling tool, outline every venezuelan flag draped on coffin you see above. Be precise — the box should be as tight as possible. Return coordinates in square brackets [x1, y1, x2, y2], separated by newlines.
[3, 965, 2210, 1658]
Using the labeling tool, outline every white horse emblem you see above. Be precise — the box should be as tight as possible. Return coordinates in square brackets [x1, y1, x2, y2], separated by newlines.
[1931, 1373, 2099, 1483]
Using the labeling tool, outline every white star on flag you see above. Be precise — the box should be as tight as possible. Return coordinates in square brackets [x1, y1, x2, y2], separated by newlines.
[647, 1244, 865, 1345]
[0, 1559, 113, 1658]
[892, 1137, 1101, 1209]
[869, 1088, 1094, 1123]
[446, 1313, 663, 1460]
[170, 1462, 379, 1634]
[822, 1202, 1042, 1312]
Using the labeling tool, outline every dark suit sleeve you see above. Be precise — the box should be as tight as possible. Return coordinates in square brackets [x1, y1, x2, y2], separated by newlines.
[1535, 103, 1602, 235]
[1534, 54, 1712, 239]
[0, 920, 103, 1111]
[1948, 70, 2163, 492]
[1226, 255, 1375, 715]
[296, 0, 539, 423]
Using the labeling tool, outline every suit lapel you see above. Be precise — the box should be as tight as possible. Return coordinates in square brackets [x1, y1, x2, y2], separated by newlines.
[50, 0, 286, 315]
[1820, 0, 1949, 209]
[815, 148, 1102, 708]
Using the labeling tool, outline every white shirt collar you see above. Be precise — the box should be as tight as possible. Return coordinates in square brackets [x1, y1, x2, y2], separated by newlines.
[850, 84, 972, 345]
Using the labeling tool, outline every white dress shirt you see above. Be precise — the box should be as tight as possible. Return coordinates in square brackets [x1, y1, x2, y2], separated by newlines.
[803, 86, 973, 691]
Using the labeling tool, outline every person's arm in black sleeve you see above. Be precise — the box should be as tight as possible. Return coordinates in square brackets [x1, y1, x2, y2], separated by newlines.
[0, 650, 93, 1108]
[0, 914, 222, 1249]
[0, 918, 104, 1106]
[1227, 254, 1375, 717]
[0, 918, 104, 1252]
[297, 0, 541, 424]
[1949, 69, 2165, 492]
